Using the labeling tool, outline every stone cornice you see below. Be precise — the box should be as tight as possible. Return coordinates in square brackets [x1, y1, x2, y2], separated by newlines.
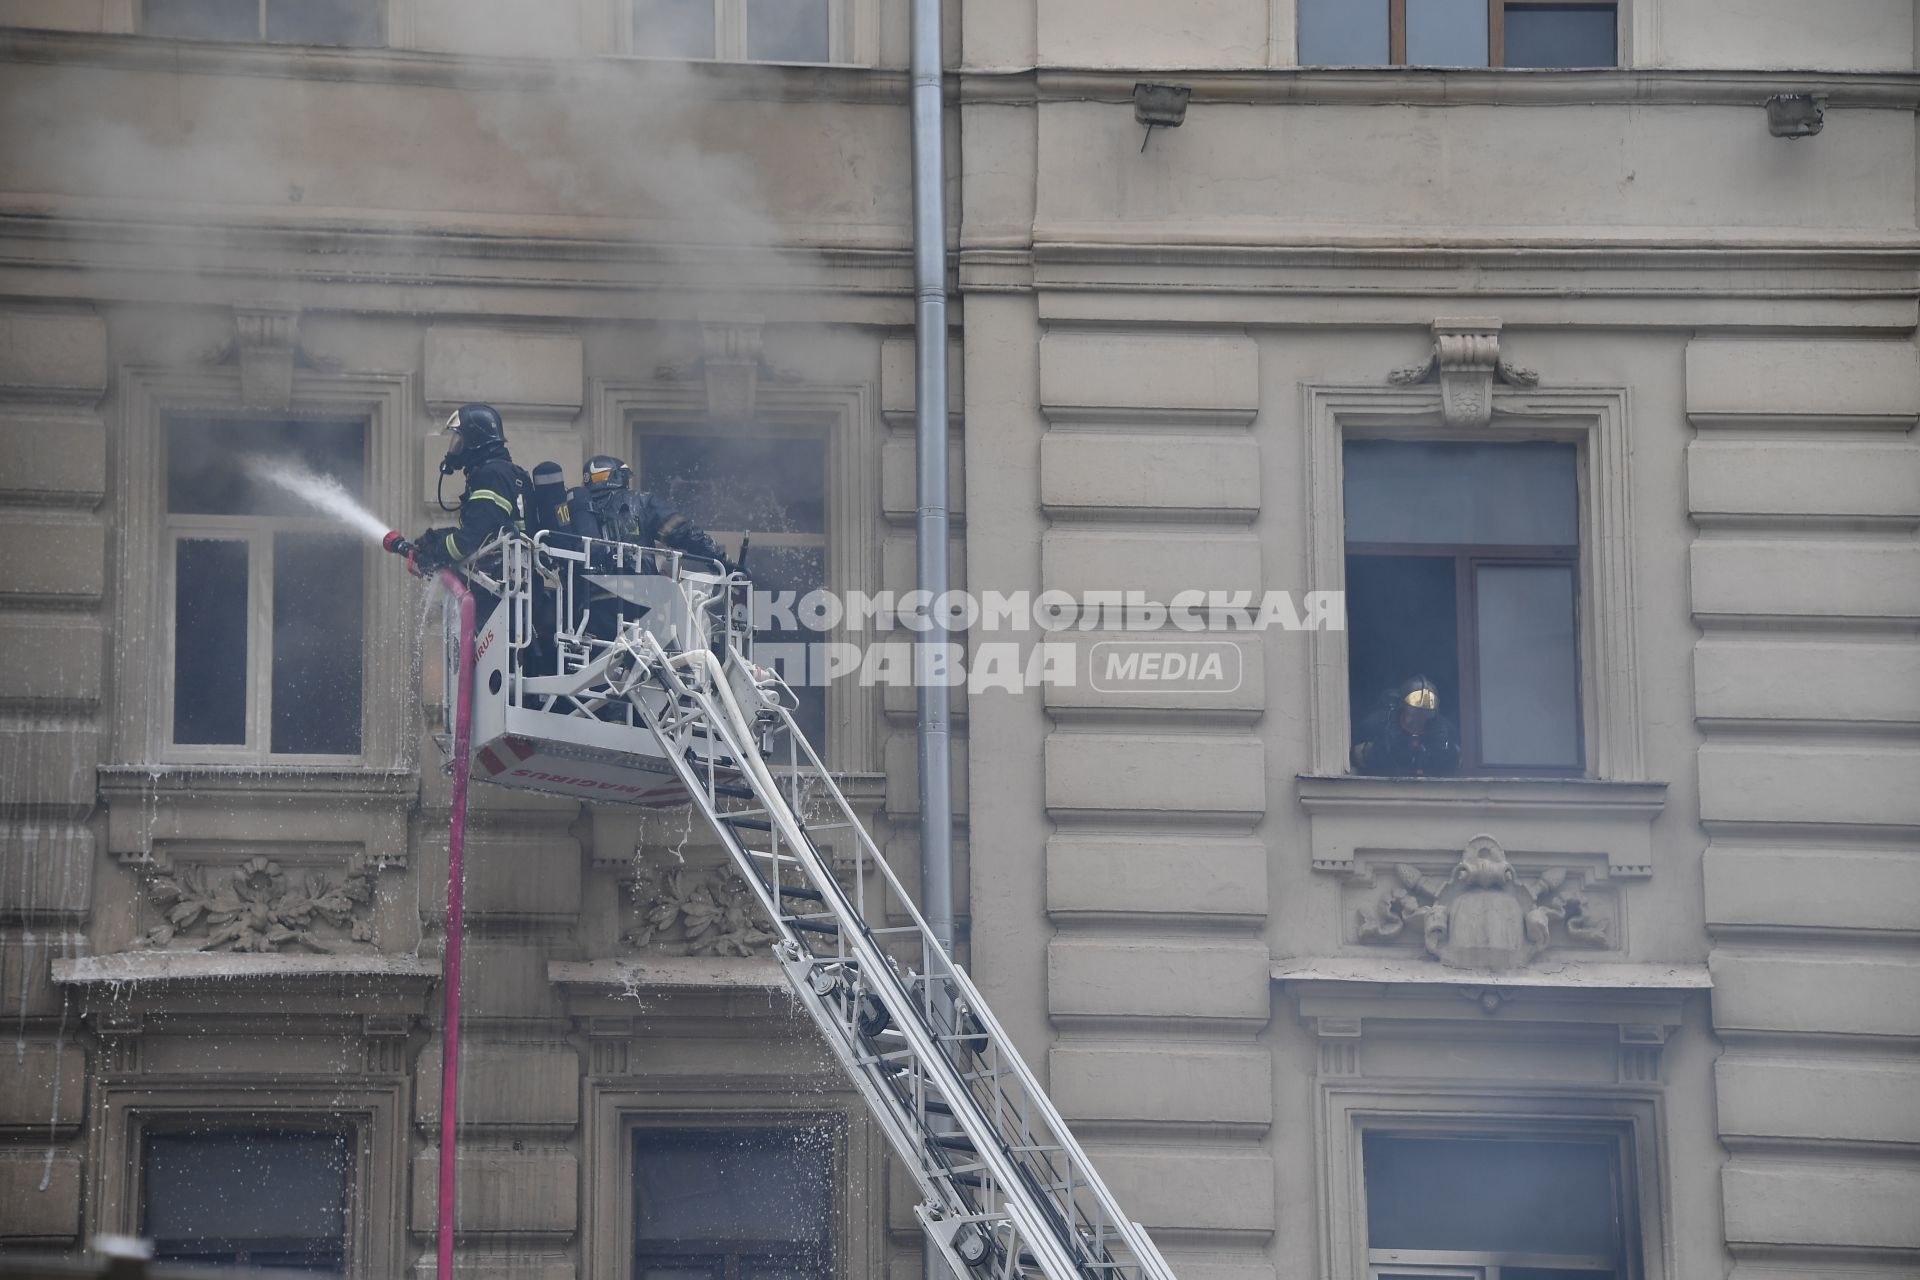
[0, 27, 912, 102]
[964, 66, 1920, 111]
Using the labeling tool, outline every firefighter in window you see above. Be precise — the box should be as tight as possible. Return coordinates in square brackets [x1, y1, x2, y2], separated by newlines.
[388, 404, 527, 576]
[1351, 675, 1461, 777]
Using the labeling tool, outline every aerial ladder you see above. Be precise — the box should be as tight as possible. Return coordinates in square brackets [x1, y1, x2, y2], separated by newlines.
[437, 531, 1177, 1280]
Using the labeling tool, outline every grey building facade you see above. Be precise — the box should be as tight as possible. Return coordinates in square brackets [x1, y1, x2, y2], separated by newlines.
[0, 2, 1917, 1277]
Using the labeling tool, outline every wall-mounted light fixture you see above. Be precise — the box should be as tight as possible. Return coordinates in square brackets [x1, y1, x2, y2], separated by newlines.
[1134, 81, 1191, 151]
[1765, 93, 1825, 138]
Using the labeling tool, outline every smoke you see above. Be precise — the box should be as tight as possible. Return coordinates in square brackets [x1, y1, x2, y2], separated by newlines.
[243, 456, 394, 544]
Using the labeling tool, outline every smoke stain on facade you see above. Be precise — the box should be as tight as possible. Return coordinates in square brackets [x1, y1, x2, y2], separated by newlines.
[1, 1, 1919, 1278]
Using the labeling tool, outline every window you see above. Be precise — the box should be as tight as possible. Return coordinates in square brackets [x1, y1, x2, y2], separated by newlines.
[145, 0, 385, 47]
[142, 1124, 353, 1272]
[633, 1124, 836, 1280]
[1364, 1131, 1635, 1279]
[1343, 439, 1582, 775]
[1298, 0, 1616, 67]
[633, 427, 830, 750]
[165, 415, 368, 758]
[630, 0, 832, 62]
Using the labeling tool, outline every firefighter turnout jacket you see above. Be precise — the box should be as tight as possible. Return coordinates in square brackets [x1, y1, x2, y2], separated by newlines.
[414, 455, 524, 571]
[569, 487, 729, 567]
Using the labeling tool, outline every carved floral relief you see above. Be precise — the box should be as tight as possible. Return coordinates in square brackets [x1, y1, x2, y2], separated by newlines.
[140, 854, 377, 953]
[1355, 835, 1611, 971]
[623, 864, 781, 957]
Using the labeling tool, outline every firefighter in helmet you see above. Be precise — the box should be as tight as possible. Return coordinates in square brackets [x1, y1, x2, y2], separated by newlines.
[1351, 674, 1461, 777]
[397, 404, 526, 575]
[568, 454, 730, 567]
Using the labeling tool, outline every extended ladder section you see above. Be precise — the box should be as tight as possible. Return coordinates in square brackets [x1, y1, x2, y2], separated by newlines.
[447, 533, 1177, 1280]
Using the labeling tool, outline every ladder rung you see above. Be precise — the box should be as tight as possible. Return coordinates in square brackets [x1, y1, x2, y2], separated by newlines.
[933, 1132, 976, 1151]
[777, 884, 825, 902]
[787, 918, 840, 936]
[724, 815, 774, 831]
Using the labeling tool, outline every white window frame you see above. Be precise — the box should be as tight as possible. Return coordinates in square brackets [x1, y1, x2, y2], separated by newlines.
[1303, 384, 1642, 781]
[113, 369, 415, 771]
[162, 488, 365, 762]
[617, 0, 859, 64]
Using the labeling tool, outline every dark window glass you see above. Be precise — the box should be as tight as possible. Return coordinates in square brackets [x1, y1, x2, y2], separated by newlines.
[747, 543, 829, 751]
[633, 0, 717, 57]
[1297, 0, 1389, 63]
[637, 431, 829, 752]
[638, 434, 827, 537]
[1344, 440, 1580, 774]
[1475, 562, 1579, 767]
[1364, 1133, 1622, 1262]
[1504, 3, 1616, 67]
[1343, 440, 1578, 546]
[265, 0, 385, 47]
[272, 532, 365, 754]
[1344, 553, 1459, 750]
[146, 0, 259, 41]
[634, 1126, 834, 1280]
[744, 0, 830, 62]
[1405, 0, 1489, 66]
[173, 539, 250, 746]
[143, 1127, 351, 1272]
[167, 417, 367, 518]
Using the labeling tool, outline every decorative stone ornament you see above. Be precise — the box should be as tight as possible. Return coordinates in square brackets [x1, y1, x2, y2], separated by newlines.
[1355, 834, 1610, 971]
[233, 307, 299, 409]
[656, 317, 798, 421]
[1388, 317, 1539, 430]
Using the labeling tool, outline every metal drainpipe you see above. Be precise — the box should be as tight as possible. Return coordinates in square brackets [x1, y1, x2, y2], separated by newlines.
[911, 0, 953, 961]
[912, 1, 957, 1269]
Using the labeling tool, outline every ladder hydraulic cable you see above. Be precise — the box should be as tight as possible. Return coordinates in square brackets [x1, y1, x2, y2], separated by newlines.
[453, 534, 1178, 1280]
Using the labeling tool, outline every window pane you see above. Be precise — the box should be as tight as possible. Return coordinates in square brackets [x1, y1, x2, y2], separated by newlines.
[146, 0, 259, 41]
[745, 0, 830, 62]
[1344, 441, 1578, 547]
[1475, 563, 1580, 768]
[637, 433, 827, 538]
[167, 417, 367, 518]
[272, 533, 364, 755]
[634, 0, 716, 58]
[144, 1128, 350, 1270]
[635, 1126, 834, 1246]
[266, 0, 385, 47]
[1345, 552, 1460, 743]
[1504, 4, 1616, 67]
[174, 539, 250, 746]
[750, 544, 829, 751]
[1297, 0, 1389, 64]
[1405, 0, 1490, 65]
[1364, 1133, 1621, 1258]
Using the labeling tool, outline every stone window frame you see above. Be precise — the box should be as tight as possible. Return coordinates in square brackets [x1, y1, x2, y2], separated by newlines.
[90, 1080, 407, 1278]
[591, 375, 882, 773]
[112, 366, 416, 772]
[582, 1083, 885, 1280]
[1303, 384, 1643, 782]
[1318, 1085, 1666, 1280]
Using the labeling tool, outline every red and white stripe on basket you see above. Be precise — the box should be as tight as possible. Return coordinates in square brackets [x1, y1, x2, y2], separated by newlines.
[475, 736, 535, 776]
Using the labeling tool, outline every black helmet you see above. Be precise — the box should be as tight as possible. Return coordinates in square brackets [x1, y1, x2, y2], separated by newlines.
[439, 404, 507, 474]
[583, 455, 633, 495]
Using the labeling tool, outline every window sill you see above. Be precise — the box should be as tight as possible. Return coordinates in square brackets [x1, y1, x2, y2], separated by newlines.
[1296, 773, 1666, 879]
[53, 950, 438, 989]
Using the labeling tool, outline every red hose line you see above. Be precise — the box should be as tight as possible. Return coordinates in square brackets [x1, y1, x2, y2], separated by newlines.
[436, 570, 476, 1280]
